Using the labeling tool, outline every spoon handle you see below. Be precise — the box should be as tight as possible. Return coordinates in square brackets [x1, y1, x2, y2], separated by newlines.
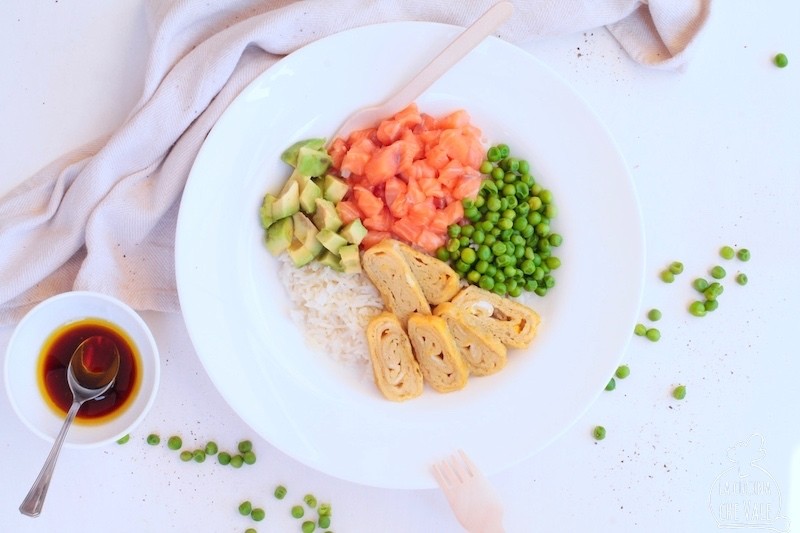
[19, 400, 82, 517]
[382, 1, 514, 111]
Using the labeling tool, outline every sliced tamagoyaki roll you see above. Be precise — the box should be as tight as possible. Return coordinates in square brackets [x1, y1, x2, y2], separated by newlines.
[406, 313, 468, 393]
[366, 312, 424, 401]
[391, 239, 462, 305]
[449, 285, 540, 348]
[433, 302, 507, 376]
[362, 240, 431, 326]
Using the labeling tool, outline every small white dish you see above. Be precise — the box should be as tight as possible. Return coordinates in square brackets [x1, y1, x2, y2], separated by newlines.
[4, 291, 160, 447]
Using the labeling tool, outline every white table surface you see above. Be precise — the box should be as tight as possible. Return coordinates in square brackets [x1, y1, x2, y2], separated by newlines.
[2, 2, 799, 532]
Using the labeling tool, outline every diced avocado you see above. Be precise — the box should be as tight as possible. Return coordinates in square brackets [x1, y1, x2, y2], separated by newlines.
[272, 180, 299, 220]
[259, 193, 276, 229]
[339, 244, 361, 274]
[299, 179, 322, 215]
[296, 146, 332, 178]
[264, 217, 293, 256]
[280, 168, 310, 196]
[316, 228, 348, 254]
[322, 174, 350, 203]
[286, 237, 322, 267]
[292, 212, 319, 244]
[312, 198, 342, 232]
[339, 218, 368, 245]
[280, 138, 326, 168]
[317, 250, 343, 272]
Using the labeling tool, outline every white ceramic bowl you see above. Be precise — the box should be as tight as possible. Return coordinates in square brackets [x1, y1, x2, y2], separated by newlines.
[4, 291, 160, 447]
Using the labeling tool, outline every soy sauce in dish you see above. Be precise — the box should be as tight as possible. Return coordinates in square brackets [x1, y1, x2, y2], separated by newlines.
[38, 318, 140, 423]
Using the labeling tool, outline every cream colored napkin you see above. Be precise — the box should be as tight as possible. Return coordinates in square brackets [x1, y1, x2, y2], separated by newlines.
[0, 0, 711, 324]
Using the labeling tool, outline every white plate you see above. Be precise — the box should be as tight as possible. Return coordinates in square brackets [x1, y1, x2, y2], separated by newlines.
[176, 21, 644, 489]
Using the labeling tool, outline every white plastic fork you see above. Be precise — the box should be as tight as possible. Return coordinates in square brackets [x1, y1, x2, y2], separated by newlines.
[432, 449, 505, 533]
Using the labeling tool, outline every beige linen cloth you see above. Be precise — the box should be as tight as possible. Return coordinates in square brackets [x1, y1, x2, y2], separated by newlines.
[0, 0, 711, 325]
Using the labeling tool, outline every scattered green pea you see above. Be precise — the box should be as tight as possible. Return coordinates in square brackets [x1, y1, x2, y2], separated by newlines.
[693, 278, 709, 292]
[230, 454, 244, 468]
[192, 450, 206, 463]
[245, 529, 257, 533]
[116, 434, 130, 445]
[737, 248, 750, 261]
[634, 323, 647, 336]
[736, 273, 748, 285]
[775, 53, 789, 68]
[318, 515, 331, 529]
[251, 508, 265, 522]
[291, 505, 305, 519]
[689, 301, 707, 317]
[205, 441, 218, 455]
[704, 282, 724, 300]
[238, 440, 253, 453]
[146, 434, 160, 446]
[179, 450, 193, 462]
[646, 328, 661, 342]
[239, 501, 253, 516]
[660, 270, 675, 283]
[710, 265, 726, 279]
[647, 308, 662, 321]
[318, 503, 331, 517]
[243, 451, 256, 465]
[669, 261, 684, 275]
[304, 494, 318, 508]
[720, 246, 735, 260]
[593, 426, 606, 441]
[705, 299, 719, 312]
[167, 436, 182, 450]
[615, 365, 630, 379]
[274, 485, 287, 499]
[605, 378, 616, 391]
[302, 521, 316, 533]
[218, 451, 232, 465]
[673, 385, 687, 400]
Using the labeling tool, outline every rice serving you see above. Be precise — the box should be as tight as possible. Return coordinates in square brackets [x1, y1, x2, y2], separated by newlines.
[277, 254, 384, 365]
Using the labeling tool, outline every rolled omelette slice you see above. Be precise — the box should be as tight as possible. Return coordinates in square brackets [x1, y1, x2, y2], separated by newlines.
[392, 239, 462, 305]
[366, 312, 424, 401]
[407, 313, 468, 393]
[362, 240, 431, 326]
[434, 302, 507, 376]
[449, 285, 540, 348]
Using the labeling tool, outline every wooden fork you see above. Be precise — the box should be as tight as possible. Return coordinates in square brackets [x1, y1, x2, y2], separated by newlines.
[432, 450, 505, 533]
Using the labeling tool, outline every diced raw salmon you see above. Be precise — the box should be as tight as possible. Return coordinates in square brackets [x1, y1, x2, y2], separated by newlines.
[329, 137, 348, 170]
[436, 109, 471, 130]
[416, 229, 447, 253]
[361, 230, 392, 249]
[362, 206, 394, 231]
[364, 142, 403, 185]
[392, 216, 423, 242]
[336, 199, 362, 225]
[331, 105, 486, 253]
[353, 186, 384, 218]
[340, 137, 377, 177]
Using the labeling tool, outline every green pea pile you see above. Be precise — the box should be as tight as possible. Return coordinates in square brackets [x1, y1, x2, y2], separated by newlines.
[435, 144, 562, 298]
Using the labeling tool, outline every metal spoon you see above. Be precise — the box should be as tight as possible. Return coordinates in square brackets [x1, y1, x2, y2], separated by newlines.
[19, 335, 120, 517]
[330, 1, 514, 142]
